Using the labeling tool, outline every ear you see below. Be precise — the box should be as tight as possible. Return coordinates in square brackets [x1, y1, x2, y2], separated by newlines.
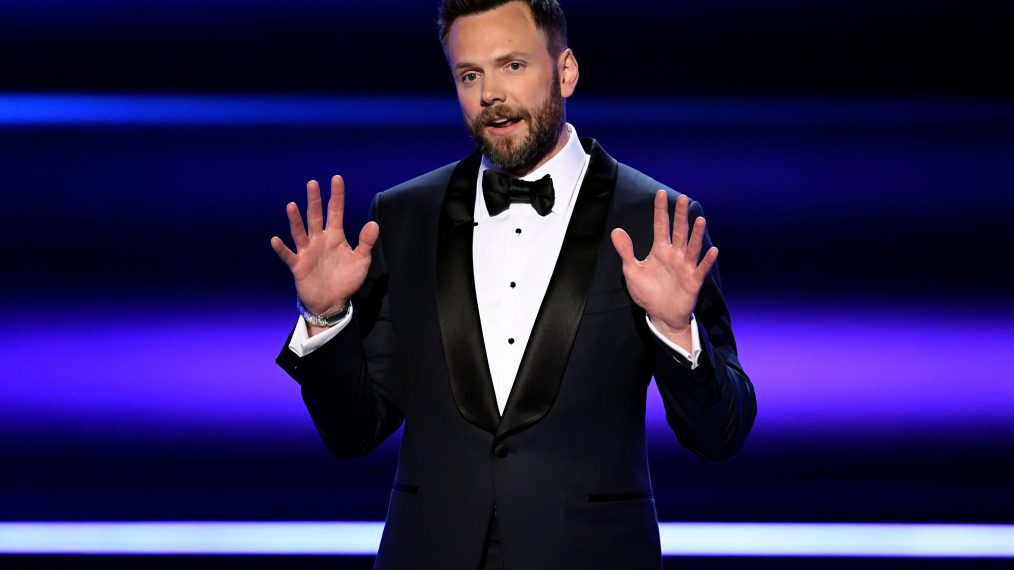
[558, 48, 579, 98]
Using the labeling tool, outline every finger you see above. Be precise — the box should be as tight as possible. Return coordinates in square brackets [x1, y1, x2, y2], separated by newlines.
[686, 216, 707, 262]
[694, 246, 719, 280]
[286, 202, 309, 249]
[610, 228, 637, 264]
[270, 236, 297, 269]
[326, 175, 346, 233]
[306, 179, 325, 235]
[354, 221, 380, 257]
[652, 190, 670, 248]
[672, 194, 690, 251]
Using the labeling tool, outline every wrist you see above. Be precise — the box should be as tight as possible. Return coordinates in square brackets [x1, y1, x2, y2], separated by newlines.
[297, 296, 351, 328]
[648, 313, 692, 336]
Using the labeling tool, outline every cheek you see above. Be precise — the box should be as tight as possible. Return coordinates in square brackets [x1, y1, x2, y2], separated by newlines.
[518, 77, 550, 108]
[457, 92, 479, 121]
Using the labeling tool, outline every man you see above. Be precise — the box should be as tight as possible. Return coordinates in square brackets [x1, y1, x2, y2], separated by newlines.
[271, 1, 756, 568]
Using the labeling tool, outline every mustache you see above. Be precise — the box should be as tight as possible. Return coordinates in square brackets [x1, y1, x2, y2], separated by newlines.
[473, 104, 530, 126]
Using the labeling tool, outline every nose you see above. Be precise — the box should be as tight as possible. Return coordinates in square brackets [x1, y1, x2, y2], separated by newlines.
[480, 75, 505, 107]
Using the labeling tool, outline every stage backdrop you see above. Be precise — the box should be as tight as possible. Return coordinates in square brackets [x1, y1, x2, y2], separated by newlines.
[1, 0, 1012, 563]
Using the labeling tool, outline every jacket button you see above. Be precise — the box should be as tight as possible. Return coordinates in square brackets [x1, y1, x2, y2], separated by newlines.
[494, 444, 509, 458]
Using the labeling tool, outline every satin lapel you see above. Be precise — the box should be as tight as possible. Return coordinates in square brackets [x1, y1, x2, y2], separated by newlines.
[436, 149, 501, 434]
[496, 138, 619, 441]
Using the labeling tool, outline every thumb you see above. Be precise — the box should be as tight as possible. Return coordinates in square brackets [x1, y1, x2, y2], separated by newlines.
[610, 228, 636, 264]
[355, 221, 380, 256]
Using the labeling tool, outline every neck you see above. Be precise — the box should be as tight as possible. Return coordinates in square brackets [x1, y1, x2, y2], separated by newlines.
[509, 123, 569, 177]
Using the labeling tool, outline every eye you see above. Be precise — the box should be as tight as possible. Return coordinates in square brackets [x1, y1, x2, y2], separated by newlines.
[461, 72, 479, 84]
[507, 62, 524, 71]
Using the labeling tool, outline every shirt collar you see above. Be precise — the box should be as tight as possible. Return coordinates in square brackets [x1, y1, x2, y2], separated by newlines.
[476, 123, 589, 220]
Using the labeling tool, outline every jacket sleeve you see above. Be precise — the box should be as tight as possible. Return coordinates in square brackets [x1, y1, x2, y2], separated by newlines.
[650, 199, 757, 462]
[275, 195, 404, 458]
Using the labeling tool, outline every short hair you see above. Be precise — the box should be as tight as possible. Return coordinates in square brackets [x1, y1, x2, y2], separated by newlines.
[437, 0, 569, 57]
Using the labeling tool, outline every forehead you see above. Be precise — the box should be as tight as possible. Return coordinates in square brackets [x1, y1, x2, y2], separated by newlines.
[446, 1, 550, 65]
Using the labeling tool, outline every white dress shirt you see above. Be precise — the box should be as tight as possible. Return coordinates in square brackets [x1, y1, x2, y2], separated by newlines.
[288, 125, 701, 413]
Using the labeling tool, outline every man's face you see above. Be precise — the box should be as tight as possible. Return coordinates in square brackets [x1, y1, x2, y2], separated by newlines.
[445, 2, 574, 174]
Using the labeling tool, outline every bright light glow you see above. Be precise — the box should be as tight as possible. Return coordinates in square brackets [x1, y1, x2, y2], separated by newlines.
[0, 95, 458, 126]
[1, 522, 1012, 557]
[1, 94, 1011, 127]
[657, 523, 1014, 557]
[0, 522, 385, 555]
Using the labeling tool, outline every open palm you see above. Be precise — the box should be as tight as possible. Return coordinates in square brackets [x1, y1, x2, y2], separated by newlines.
[610, 191, 718, 338]
[270, 175, 379, 317]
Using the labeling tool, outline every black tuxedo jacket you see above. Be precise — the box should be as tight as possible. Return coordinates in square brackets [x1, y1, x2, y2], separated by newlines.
[277, 138, 756, 569]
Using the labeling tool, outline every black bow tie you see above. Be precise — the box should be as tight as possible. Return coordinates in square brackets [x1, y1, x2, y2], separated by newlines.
[482, 170, 555, 217]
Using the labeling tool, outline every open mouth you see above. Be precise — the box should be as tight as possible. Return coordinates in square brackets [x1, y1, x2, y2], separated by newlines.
[486, 116, 522, 129]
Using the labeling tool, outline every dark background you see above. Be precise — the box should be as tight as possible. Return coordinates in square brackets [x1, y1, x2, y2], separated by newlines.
[1, 0, 1013, 567]
[2, 0, 1012, 98]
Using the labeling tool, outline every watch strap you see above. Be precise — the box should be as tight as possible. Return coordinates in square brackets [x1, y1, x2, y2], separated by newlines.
[296, 296, 351, 328]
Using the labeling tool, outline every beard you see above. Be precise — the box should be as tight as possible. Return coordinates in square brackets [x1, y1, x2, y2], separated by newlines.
[466, 71, 565, 175]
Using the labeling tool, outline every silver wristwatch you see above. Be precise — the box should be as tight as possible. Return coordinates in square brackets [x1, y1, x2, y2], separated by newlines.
[296, 296, 351, 327]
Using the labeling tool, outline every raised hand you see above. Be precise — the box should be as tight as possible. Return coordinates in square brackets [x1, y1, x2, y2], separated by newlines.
[610, 191, 718, 348]
[270, 175, 379, 320]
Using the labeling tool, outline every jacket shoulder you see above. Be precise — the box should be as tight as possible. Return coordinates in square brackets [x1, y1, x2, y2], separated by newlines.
[379, 161, 460, 207]
[613, 162, 688, 206]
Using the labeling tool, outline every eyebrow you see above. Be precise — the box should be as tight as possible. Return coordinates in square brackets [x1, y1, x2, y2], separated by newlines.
[454, 51, 531, 71]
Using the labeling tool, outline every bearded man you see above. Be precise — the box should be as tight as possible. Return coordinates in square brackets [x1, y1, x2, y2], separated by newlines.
[271, 1, 756, 568]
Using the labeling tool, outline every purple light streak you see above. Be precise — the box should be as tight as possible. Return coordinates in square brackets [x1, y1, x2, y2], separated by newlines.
[2, 299, 1012, 443]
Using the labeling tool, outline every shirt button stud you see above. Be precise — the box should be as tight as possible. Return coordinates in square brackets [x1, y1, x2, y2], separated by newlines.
[494, 445, 509, 458]
[508, 338, 515, 344]
[510, 282, 516, 288]
[515, 228, 522, 235]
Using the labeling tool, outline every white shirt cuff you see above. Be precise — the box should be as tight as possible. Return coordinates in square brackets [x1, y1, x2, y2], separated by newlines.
[645, 313, 702, 370]
[286, 303, 354, 358]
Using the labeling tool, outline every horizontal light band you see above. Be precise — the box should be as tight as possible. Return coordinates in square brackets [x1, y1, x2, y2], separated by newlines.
[2, 94, 1012, 127]
[658, 523, 1014, 557]
[1, 522, 1012, 557]
[0, 522, 383, 556]
[0, 95, 459, 127]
